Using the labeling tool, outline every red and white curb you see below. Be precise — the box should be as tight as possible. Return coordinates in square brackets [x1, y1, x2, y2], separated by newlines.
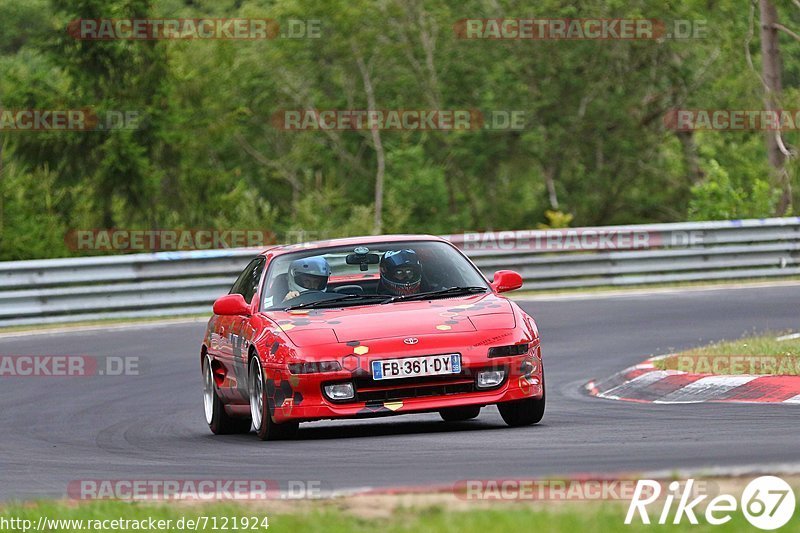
[585, 356, 800, 404]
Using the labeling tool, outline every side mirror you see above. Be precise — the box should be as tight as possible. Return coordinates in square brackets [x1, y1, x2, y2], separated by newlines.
[213, 294, 251, 316]
[490, 270, 523, 293]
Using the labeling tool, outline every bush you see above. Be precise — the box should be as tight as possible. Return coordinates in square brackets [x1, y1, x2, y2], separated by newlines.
[688, 159, 778, 221]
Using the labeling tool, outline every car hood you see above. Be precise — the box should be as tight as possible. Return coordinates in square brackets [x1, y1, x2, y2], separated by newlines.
[268, 293, 514, 345]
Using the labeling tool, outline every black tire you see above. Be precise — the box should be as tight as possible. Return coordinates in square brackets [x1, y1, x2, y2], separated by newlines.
[439, 405, 481, 422]
[249, 356, 299, 441]
[498, 390, 546, 427]
[203, 355, 252, 435]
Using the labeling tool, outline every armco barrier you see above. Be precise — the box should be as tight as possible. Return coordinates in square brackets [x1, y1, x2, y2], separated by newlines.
[0, 217, 798, 327]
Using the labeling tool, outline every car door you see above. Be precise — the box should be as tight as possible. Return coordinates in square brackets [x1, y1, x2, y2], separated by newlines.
[222, 256, 266, 401]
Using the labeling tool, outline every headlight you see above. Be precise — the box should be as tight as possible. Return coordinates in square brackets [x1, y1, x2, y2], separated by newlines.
[288, 361, 342, 374]
[323, 382, 355, 400]
[488, 343, 529, 357]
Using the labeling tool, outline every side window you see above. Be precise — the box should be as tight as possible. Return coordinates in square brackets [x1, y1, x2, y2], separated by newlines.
[241, 258, 265, 304]
[229, 258, 260, 298]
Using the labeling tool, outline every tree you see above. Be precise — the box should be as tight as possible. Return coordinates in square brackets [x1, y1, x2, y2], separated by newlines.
[758, 0, 791, 214]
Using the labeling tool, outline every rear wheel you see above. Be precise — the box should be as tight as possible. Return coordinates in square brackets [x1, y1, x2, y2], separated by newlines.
[498, 390, 545, 427]
[249, 356, 299, 441]
[203, 355, 251, 435]
[439, 405, 481, 422]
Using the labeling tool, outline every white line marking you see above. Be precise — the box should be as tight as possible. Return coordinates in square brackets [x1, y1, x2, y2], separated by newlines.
[516, 280, 800, 301]
[598, 370, 673, 400]
[784, 394, 800, 404]
[642, 462, 800, 479]
[654, 375, 758, 404]
[776, 332, 800, 342]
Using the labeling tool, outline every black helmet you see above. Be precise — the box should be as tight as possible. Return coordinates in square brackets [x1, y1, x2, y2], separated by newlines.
[380, 250, 422, 296]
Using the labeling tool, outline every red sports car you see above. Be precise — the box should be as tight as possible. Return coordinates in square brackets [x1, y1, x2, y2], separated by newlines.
[201, 235, 544, 440]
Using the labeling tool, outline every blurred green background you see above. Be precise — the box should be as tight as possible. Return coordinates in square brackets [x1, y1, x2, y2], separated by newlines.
[1, 0, 799, 260]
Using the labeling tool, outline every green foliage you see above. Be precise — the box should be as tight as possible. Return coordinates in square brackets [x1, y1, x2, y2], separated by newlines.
[1, 498, 787, 533]
[0, 0, 50, 54]
[0, 0, 798, 260]
[537, 210, 574, 229]
[383, 145, 451, 234]
[290, 186, 374, 238]
[0, 147, 70, 259]
[688, 160, 777, 221]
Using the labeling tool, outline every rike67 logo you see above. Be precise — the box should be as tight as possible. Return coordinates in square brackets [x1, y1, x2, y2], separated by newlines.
[625, 476, 796, 530]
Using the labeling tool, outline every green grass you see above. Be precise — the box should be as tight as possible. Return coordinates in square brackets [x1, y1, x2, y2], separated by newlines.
[0, 500, 788, 533]
[655, 332, 800, 375]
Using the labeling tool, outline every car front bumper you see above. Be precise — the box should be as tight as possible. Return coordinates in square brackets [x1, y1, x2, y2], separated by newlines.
[261, 351, 544, 423]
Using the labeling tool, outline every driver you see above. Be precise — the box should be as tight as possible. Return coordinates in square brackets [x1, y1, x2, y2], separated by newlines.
[283, 256, 331, 302]
[378, 250, 423, 296]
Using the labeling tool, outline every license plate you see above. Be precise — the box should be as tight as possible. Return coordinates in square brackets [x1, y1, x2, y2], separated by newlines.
[371, 354, 461, 381]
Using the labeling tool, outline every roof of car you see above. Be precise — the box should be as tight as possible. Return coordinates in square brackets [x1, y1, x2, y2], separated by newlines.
[261, 234, 447, 257]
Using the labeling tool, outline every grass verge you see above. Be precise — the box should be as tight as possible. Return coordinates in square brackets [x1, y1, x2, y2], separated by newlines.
[0, 315, 207, 335]
[0, 499, 785, 533]
[654, 332, 800, 375]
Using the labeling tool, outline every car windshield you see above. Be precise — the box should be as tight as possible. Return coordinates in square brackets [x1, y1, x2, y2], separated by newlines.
[261, 240, 489, 310]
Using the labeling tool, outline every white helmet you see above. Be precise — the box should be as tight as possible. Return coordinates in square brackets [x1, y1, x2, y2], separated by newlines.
[288, 256, 331, 293]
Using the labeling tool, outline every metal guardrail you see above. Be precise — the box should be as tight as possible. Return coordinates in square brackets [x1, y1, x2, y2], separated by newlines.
[0, 217, 798, 327]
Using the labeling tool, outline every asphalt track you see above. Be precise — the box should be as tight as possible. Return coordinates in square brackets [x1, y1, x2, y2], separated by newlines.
[1, 284, 798, 500]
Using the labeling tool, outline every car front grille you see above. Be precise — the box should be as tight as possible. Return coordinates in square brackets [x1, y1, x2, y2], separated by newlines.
[355, 378, 477, 402]
[322, 362, 509, 404]
[345, 366, 499, 403]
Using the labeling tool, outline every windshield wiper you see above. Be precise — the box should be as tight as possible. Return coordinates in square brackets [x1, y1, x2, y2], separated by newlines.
[285, 293, 391, 310]
[383, 286, 487, 304]
[285, 286, 488, 309]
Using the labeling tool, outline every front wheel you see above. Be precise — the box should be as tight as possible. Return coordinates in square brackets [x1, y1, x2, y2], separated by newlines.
[249, 356, 299, 441]
[497, 391, 545, 427]
[203, 355, 251, 435]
